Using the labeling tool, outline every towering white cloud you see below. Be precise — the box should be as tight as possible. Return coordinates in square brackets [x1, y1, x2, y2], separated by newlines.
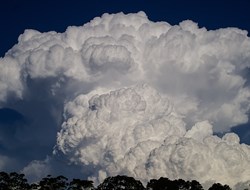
[55, 84, 250, 188]
[2, 12, 250, 131]
[56, 84, 184, 169]
[0, 12, 250, 188]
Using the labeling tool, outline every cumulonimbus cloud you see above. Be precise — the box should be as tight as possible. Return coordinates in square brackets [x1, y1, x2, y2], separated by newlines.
[0, 12, 250, 188]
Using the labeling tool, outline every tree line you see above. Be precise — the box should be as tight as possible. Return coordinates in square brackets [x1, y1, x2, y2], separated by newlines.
[0, 171, 235, 190]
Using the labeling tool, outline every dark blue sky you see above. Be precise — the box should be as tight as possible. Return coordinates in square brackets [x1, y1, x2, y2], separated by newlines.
[1, 0, 250, 57]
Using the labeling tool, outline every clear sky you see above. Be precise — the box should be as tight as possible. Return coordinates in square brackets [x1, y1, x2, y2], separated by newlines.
[1, 0, 250, 187]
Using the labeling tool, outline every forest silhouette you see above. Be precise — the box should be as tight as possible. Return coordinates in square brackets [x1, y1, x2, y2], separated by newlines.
[0, 171, 236, 190]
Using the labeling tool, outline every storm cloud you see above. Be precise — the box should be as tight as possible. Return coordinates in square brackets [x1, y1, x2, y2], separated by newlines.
[0, 12, 250, 188]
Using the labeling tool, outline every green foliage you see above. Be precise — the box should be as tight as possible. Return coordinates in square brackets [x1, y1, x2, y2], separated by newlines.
[146, 177, 204, 190]
[68, 178, 95, 190]
[147, 177, 179, 190]
[0, 171, 30, 190]
[208, 183, 232, 190]
[0, 171, 235, 190]
[36, 175, 68, 190]
[97, 175, 145, 190]
[190, 180, 204, 190]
